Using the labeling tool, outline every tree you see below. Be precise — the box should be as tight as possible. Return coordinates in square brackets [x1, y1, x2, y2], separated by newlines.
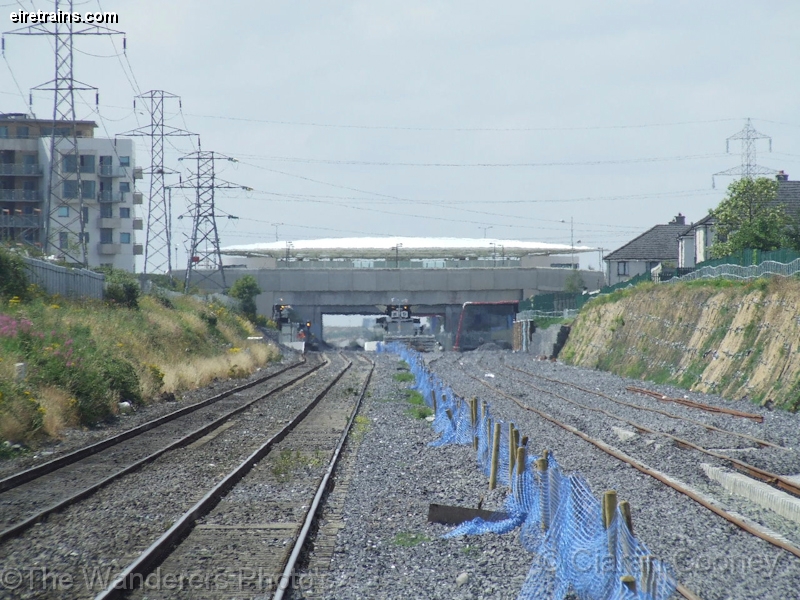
[228, 275, 261, 320]
[564, 270, 585, 294]
[709, 177, 791, 258]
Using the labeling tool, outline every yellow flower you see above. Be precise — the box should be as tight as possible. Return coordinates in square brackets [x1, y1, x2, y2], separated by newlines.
[228, 347, 241, 354]
[50, 304, 60, 310]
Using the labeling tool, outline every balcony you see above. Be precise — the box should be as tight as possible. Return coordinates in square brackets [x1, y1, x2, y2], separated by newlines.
[97, 243, 120, 255]
[96, 217, 121, 229]
[132, 218, 143, 230]
[133, 244, 143, 256]
[132, 191, 143, 205]
[0, 189, 42, 202]
[98, 165, 131, 177]
[0, 215, 40, 228]
[133, 167, 143, 180]
[98, 191, 127, 203]
[0, 164, 43, 176]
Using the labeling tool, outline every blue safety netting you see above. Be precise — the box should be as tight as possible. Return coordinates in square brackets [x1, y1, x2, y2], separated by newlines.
[379, 342, 677, 600]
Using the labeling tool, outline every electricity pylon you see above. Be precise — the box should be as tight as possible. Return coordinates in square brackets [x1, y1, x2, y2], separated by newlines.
[121, 91, 196, 274]
[4, 0, 124, 264]
[175, 146, 249, 292]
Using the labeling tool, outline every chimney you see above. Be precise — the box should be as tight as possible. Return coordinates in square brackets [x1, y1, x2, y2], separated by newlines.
[670, 213, 686, 226]
[776, 170, 789, 181]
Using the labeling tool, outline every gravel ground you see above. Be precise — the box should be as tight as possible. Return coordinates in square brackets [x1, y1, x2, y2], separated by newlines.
[0, 344, 299, 480]
[0, 353, 345, 600]
[295, 352, 534, 600]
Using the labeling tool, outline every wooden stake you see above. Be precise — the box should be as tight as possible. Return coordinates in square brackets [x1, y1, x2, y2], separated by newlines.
[508, 423, 516, 482]
[640, 555, 655, 596]
[620, 576, 636, 592]
[619, 500, 633, 534]
[431, 390, 437, 415]
[602, 490, 618, 574]
[535, 456, 549, 531]
[520, 435, 529, 448]
[618, 500, 634, 578]
[515, 446, 526, 502]
[489, 422, 501, 490]
[602, 490, 618, 530]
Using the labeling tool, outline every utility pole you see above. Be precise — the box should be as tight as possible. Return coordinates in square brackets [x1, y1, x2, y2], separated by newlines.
[393, 243, 403, 268]
[5, 0, 124, 265]
[479, 225, 493, 238]
[713, 118, 777, 187]
[175, 146, 249, 292]
[120, 91, 196, 275]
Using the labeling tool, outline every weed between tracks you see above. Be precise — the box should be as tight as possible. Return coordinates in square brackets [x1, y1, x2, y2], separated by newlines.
[393, 372, 414, 383]
[351, 415, 371, 442]
[271, 449, 326, 481]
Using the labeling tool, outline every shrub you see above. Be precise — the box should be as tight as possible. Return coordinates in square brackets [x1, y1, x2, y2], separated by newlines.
[228, 275, 261, 321]
[0, 248, 29, 301]
[99, 267, 140, 309]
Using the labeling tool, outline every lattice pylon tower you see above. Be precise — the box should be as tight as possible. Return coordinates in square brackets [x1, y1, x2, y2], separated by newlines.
[175, 148, 248, 291]
[121, 91, 196, 274]
[713, 118, 777, 188]
[5, 0, 124, 264]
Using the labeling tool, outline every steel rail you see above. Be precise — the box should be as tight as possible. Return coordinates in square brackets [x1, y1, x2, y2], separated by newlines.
[0, 357, 328, 544]
[494, 365, 800, 498]
[273, 354, 375, 599]
[626, 386, 763, 422]
[94, 356, 354, 600]
[502, 364, 779, 448]
[0, 355, 308, 494]
[462, 371, 800, 569]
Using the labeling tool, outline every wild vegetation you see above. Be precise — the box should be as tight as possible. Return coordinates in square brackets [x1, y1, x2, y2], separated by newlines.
[562, 276, 800, 410]
[0, 248, 279, 445]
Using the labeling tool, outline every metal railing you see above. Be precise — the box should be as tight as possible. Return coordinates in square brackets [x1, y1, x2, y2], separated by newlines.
[0, 164, 43, 176]
[0, 189, 42, 201]
[98, 191, 128, 203]
[669, 258, 800, 283]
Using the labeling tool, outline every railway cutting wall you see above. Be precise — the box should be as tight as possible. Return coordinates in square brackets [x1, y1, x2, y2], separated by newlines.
[561, 277, 800, 410]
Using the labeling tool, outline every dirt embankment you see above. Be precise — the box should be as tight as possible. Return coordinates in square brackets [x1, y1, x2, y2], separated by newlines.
[561, 278, 800, 410]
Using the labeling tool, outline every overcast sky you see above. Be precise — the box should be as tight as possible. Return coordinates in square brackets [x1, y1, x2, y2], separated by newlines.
[3, 1, 800, 270]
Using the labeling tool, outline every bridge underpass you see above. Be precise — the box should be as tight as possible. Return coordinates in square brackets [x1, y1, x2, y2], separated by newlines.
[180, 265, 605, 349]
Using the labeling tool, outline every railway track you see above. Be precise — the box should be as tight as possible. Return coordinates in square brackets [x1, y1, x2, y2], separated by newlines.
[496, 362, 800, 499]
[94, 354, 374, 599]
[437, 356, 800, 599]
[0, 354, 326, 542]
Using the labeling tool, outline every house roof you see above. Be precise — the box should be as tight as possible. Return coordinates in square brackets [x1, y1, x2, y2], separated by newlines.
[680, 213, 715, 237]
[777, 180, 800, 220]
[604, 223, 687, 262]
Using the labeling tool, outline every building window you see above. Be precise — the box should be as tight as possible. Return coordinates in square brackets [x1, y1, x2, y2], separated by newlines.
[57, 205, 69, 218]
[120, 232, 131, 244]
[62, 154, 78, 173]
[23, 205, 33, 215]
[63, 180, 78, 198]
[617, 261, 629, 276]
[59, 231, 69, 249]
[120, 207, 130, 218]
[82, 207, 89, 223]
[100, 228, 113, 244]
[80, 232, 90, 243]
[16, 126, 29, 139]
[80, 155, 95, 174]
[100, 204, 113, 218]
[119, 181, 131, 193]
[119, 156, 130, 167]
[0, 126, 8, 138]
[81, 180, 96, 199]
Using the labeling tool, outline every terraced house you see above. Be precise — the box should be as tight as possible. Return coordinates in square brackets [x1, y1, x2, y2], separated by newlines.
[603, 213, 688, 285]
[0, 112, 142, 271]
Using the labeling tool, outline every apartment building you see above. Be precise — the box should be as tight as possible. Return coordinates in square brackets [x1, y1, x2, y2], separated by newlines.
[0, 113, 142, 271]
